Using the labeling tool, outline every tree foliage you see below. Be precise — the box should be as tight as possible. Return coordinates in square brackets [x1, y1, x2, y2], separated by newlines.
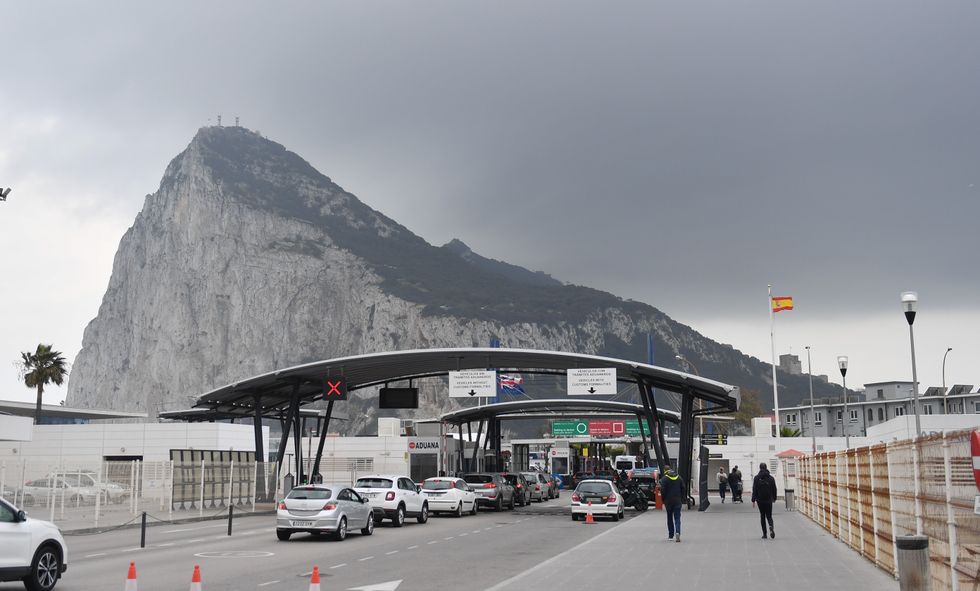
[19, 344, 69, 425]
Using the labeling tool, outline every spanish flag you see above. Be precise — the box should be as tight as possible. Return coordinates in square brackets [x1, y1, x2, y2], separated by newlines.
[771, 296, 794, 312]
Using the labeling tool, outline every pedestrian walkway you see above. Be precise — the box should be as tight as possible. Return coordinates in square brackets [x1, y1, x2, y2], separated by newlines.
[488, 497, 895, 590]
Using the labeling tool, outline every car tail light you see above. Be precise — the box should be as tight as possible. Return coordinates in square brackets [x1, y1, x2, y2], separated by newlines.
[571, 493, 581, 502]
[535, 485, 541, 491]
[322, 502, 337, 511]
[516, 484, 523, 489]
[607, 493, 617, 503]
[278, 502, 286, 510]
[486, 483, 497, 488]
[385, 491, 396, 501]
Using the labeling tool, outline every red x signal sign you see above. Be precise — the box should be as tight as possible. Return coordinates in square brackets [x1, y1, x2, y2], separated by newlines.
[324, 377, 348, 400]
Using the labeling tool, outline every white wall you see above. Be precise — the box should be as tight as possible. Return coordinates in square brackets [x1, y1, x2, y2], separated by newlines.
[0, 415, 32, 442]
[0, 423, 268, 467]
[865, 414, 980, 443]
[280, 436, 410, 479]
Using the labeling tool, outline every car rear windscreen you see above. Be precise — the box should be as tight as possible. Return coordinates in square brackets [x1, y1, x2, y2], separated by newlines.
[355, 478, 393, 489]
[286, 488, 332, 500]
[577, 482, 612, 494]
[464, 474, 493, 484]
[615, 461, 633, 470]
[423, 480, 453, 490]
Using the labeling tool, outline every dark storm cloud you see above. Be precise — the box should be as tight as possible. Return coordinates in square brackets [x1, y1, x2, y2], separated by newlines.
[4, 1, 979, 389]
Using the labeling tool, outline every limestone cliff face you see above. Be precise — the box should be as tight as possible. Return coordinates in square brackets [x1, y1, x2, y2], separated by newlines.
[66, 126, 840, 431]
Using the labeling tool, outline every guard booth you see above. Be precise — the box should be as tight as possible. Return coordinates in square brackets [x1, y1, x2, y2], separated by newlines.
[776, 448, 805, 509]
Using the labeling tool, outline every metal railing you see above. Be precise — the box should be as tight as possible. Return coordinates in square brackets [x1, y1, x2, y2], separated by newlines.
[798, 429, 980, 590]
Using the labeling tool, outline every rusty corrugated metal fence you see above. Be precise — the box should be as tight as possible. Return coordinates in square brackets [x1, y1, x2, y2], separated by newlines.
[798, 429, 980, 590]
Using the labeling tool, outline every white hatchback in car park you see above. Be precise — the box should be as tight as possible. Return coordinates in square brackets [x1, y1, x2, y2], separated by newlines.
[354, 474, 429, 527]
[420, 477, 478, 517]
[0, 496, 69, 591]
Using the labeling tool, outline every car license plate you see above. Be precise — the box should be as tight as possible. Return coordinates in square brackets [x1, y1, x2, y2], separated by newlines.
[588, 496, 608, 503]
[291, 520, 314, 527]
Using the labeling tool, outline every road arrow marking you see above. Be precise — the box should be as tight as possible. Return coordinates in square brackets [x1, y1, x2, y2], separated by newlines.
[347, 581, 402, 591]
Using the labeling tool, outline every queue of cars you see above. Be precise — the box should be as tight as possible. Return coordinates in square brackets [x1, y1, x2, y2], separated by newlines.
[275, 470, 564, 542]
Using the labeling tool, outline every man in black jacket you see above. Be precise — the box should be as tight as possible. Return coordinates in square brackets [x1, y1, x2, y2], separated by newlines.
[659, 468, 686, 542]
[751, 463, 778, 539]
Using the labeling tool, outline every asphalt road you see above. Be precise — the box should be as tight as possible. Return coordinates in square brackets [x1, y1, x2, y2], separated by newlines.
[4, 497, 646, 591]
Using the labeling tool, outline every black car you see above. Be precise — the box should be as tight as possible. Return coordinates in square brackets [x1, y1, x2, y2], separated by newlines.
[502, 473, 532, 506]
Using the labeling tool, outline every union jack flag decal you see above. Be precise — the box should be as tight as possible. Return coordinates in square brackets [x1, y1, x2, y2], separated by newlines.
[498, 373, 525, 396]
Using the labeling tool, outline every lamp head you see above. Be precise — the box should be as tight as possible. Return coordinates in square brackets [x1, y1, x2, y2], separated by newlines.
[901, 291, 918, 325]
[837, 355, 848, 377]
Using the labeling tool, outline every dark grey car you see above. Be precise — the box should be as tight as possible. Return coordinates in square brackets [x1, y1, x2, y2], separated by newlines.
[463, 473, 515, 511]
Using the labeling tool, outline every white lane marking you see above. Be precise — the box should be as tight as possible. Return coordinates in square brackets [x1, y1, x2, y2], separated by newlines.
[188, 538, 206, 543]
[407, 545, 418, 550]
[121, 548, 142, 553]
[472, 530, 481, 533]
[164, 524, 226, 534]
[459, 533, 468, 537]
[358, 556, 374, 562]
[484, 512, 641, 591]
[443, 536, 454, 540]
[157, 542, 176, 547]
[385, 550, 399, 555]
[427, 540, 438, 545]
[484, 527, 493, 531]
[330, 564, 347, 569]
[258, 581, 280, 587]
[85, 553, 107, 558]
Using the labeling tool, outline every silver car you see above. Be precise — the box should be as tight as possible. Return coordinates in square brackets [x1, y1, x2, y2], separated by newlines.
[276, 484, 375, 541]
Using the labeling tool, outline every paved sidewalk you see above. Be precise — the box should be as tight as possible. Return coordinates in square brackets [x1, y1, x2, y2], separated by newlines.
[489, 498, 896, 590]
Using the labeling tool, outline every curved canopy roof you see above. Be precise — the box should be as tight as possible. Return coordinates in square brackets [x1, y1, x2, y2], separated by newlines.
[439, 399, 681, 425]
[181, 348, 739, 419]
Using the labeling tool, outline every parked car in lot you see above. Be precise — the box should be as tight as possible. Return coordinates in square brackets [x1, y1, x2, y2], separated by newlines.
[354, 474, 429, 527]
[420, 477, 477, 517]
[570, 479, 624, 521]
[19, 478, 99, 508]
[502, 473, 532, 506]
[0, 496, 69, 591]
[520, 472, 545, 502]
[276, 484, 374, 541]
[462, 473, 514, 511]
[58, 472, 129, 504]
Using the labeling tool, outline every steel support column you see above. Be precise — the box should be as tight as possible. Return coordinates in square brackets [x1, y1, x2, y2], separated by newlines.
[637, 380, 666, 473]
[311, 400, 335, 478]
[678, 388, 696, 503]
[472, 420, 485, 471]
[635, 412, 650, 467]
[288, 385, 303, 484]
[253, 397, 266, 499]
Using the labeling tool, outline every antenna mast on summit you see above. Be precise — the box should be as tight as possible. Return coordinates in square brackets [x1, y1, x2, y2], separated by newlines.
[217, 115, 222, 127]
[235, 116, 240, 127]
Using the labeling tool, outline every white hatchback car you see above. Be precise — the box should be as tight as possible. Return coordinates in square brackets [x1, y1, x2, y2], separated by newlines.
[354, 475, 429, 527]
[570, 479, 625, 521]
[420, 477, 478, 517]
[0, 496, 69, 591]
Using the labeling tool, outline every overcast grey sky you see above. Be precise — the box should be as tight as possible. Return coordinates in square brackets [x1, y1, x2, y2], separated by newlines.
[2, 1, 978, 405]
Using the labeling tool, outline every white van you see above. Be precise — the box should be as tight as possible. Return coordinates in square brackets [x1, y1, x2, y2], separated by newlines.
[614, 455, 639, 472]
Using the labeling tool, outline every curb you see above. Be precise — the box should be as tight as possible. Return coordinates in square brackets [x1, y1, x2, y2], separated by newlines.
[62, 509, 276, 535]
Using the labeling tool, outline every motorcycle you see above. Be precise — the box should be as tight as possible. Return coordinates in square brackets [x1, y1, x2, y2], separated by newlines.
[619, 480, 649, 512]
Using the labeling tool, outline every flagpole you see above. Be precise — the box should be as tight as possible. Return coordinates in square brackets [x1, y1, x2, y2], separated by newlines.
[769, 284, 781, 438]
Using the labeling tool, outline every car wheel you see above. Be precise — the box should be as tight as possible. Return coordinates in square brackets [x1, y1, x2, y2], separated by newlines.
[333, 517, 348, 541]
[469, 501, 477, 515]
[417, 503, 429, 524]
[392, 505, 405, 527]
[495, 497, 503, 512]
[373, 515, 384, 525]
[612, 511, 620, 522]
[276, 529, 291, 541]
[571, 513, 579, 521]
[361, 515, 374, 536]
[23, 544, 60, 591]
[509, 495, 515, 510]
[619, 507, 625, 520]
[454, 502, 463, 518]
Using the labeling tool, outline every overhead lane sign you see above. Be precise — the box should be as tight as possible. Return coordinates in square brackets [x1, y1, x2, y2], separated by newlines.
[449, 370, 497, 398]
[567, 368, 617, 396]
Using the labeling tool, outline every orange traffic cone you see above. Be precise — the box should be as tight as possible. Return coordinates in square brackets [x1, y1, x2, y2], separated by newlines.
[124, 562, 138, 591]
[585, 501, 595, 524]
[309, 566, 320, 591]
[189, 565, 202, 591]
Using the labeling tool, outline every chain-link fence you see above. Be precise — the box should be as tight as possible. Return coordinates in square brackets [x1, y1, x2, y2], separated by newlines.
[798, 429, 980, 590]
[0, 459, 286, 532]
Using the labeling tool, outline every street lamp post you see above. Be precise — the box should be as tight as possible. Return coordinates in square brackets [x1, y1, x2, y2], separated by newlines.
[942, 347, 953, 414]
[838, 356, 849, 448]
[901, 291, 922, 438]
[806, 346, 816, 455]
[675, 355, 704, 436]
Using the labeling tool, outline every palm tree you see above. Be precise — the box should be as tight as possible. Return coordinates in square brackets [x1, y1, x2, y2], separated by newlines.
[19, 344, 69, 424]
[779, 426, 802, 437]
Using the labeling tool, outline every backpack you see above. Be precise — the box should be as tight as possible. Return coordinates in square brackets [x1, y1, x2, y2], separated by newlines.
[755, 473, 774, 501]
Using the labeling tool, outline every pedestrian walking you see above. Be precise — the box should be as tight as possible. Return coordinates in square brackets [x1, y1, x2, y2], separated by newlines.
[717, 467, 728, 503]
[659, 468, 686, 543]
[752, 462, 778, 539]
[729, 465, 743, 503]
